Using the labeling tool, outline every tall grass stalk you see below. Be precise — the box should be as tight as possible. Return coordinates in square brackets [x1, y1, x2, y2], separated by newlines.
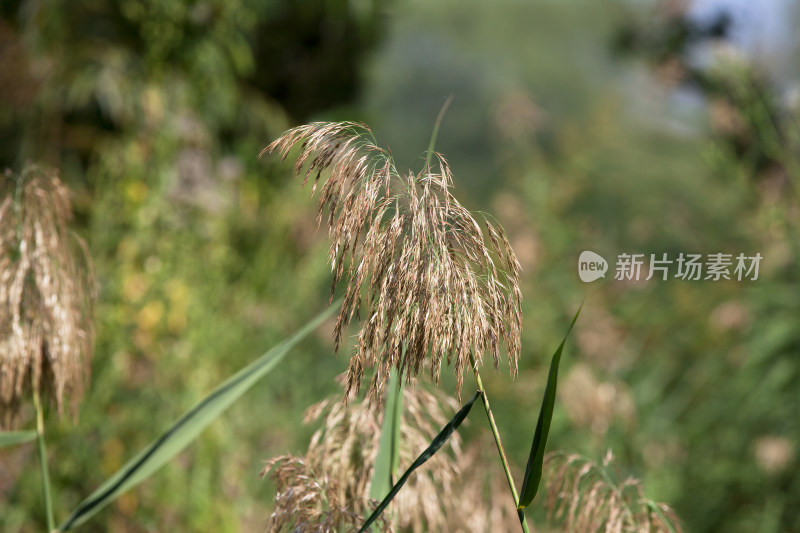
[432, 100, 528, 531]
[425, 95, 453, 168]
[33, 387, 55, 532]
[469, 354, 530, 532]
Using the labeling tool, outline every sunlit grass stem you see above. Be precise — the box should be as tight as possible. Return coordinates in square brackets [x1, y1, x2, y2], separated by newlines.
[428, 96, 529, 531]
[470, 354, 531, 533]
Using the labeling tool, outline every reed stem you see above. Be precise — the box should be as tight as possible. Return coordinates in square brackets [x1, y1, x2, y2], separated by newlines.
[33, 388, 56, 532]
[425, 95, 454, 168]
[470, 354, 531, 533]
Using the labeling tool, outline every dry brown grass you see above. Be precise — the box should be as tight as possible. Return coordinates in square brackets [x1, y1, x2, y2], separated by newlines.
[262, 383, 465, 532]
[262, 122, 522, 402]
[0, 165, 95, 428]
[261, 455, 391, 533]
[543, 451, 683, 533]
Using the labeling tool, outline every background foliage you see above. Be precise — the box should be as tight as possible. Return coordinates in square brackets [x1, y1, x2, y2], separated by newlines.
[1, 0, 798, 531]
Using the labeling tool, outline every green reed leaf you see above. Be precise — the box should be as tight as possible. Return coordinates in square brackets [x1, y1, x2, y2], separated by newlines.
[518, 305, 581, 510]
[0, 430, 37, 447]
[369, 369, 404, 501]
[58, 301, 339, 531]
[359, 390, 480, 533]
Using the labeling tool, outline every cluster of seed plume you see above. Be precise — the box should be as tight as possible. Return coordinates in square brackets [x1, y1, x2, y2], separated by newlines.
[262, 385, 463, 532]
[0, 165, 95, 428]
[261, 455, 391, 533]
[543, 451, 684, 533]
[262, 122, 522, 401]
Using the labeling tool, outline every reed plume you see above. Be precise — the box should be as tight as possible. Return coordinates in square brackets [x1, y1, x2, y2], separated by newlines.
[262, 455, 391, 533]
[262, 122, 522, 401]
[262, 384, 464, 532]
[543, 451, 683, 533]
[0, 165, 95, 428]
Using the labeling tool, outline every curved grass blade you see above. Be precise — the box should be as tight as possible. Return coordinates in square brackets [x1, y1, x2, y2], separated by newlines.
[0, 430, 37, 447]
[424, 94, 453, 167]
[359, 390, 480, 533]
[518, 306, 582, 510]
[369, 369, 403, 501]
[58, 301, 340, 531]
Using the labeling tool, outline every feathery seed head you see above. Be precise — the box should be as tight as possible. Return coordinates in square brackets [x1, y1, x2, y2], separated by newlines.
[0, 165, 96, 428]
[262, 455, 391, 533]
[543, 451, 683, 533]
[262, 122, 522, 401]
[262, 385, 464, 532]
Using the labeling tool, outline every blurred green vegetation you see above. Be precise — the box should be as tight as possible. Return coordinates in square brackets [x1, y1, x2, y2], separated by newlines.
[1, 0, 798, 532]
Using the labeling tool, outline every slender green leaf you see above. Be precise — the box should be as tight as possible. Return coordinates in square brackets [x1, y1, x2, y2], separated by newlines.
[389, 377, 403, 480]
[369, 369, 403, 500]
[58, 302, 340, 531]
[646, 501, 680, 533]
[359, 390, 480, 533]
[0, 430, 37, 447]
[518, 306, 582, 510]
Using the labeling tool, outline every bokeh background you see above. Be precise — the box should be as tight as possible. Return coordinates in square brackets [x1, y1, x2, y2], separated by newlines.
[1, 0, 799, 531]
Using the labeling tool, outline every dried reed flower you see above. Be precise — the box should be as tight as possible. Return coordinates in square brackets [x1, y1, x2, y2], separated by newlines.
[262, 455, 391, 533]
[543, 451, 683, 533]
[262, 384, 464, 532]
[0, 165, 95, 428]
[262, 122, 522, 401]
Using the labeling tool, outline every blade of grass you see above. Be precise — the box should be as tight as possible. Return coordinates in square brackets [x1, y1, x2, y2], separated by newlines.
[0, 430, 37, 447]
[359, 390, 480, 533]
[518, 305, 582, 510]
[645, 501, 681, 533]
[369, 368, 403, 500]
[58, 300, 340, 531]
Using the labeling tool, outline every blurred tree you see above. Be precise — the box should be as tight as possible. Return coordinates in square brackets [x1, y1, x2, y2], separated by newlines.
[0, 0, 390, 531]
[606, 2, 800, 531]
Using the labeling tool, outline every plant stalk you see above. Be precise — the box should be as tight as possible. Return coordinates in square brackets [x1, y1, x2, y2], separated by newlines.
[33, 388, 56, 532]
[470, 354, 530, 533]
[425, 95, 454, 168]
